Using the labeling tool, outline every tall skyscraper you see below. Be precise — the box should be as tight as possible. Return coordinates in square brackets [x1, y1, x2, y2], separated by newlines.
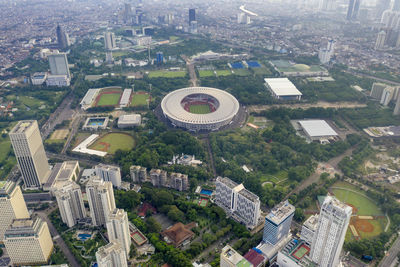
[189, 8, 196, 25]
[56, 25, 70, 49]
[376, 0, 391, 19]
[10, 120, 51, 189]
[393, 91, 400, 115]
[0, 181, 30, 242]
[375, 30, 387, 50]
[347, 0, 361, 20]
[95, 164, 122, 188]
[96, 242, 128, 267]
[310, 196, 352, 267]
[319, 0, 335, 11]
[156, 52, 164, 65]
[104, 32, 117, 50]
[394, 0, 400, 11]
[55, 181, 86, 227]
[106, 209, 131, 255]
[262, 200, 295, 245]
[319, 39, 335, 64]
[4, 218, 54, 266]
[123, 3, 132, 24]
[86, 177, 116, 226]
[48, 53, 70, 78]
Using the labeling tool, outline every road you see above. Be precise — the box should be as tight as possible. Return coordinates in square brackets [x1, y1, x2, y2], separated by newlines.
[344, 70, 400, 86]
[46, 152, 100, 165]
[380, 235, 400, 267]
[61, 110, 83, 154]
[248, 101, 367, 113]
[36, 211, 80, 267]
[182, 55, 198, 86]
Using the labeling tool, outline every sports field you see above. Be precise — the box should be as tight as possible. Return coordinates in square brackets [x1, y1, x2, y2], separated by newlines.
[50, 129, 69, 140]
[198, 199, 209, 207]
[148, 70, 186, 78]
[89, 132, 135, 154]
[215, 70, 232, 76]
[131, 93, 150, 107]
[131, 231, 146, 245]
[270, 60, 326, 73]
[189, 104, 211, 114]
[199, 70, 215, 77]
[292, 244, 310, 260]
[96, 93, 121, 106]
[233, 69, 251, 76]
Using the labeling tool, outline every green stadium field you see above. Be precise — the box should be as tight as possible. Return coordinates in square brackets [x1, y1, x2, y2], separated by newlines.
[189, 104, 211, 114]
[215, 70, 232, 76]
[89, 132, 135, 154]
[199, 70, 215, 77]
[96, 93, 121, 106]
[148, 70, 186, 78]
[131, 93, 150, 107]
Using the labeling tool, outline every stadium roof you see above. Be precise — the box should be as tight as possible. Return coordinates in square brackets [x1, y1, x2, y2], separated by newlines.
[264, 78, 302, 96]
[298, 120, 338, 137]
[161, 87, 239, 125]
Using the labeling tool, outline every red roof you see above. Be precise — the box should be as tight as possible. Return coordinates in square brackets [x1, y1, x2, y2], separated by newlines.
[138, 202, 157, 217]
[244, 249, 265, 267]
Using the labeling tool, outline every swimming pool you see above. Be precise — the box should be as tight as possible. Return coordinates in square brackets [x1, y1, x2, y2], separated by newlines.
[77, 233, 92, 241]
[200, 189, 212, 196]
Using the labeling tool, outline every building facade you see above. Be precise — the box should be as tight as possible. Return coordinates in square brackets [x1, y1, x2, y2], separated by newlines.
[48, 53, 70, 78]
[10, 120, 51, 189]
[300, 214, 319, 246]
[104, 32, 117, 50]
[130, 165, 147, 183]
[95, 164, 122, 188]
[106, 209, 131, 255]
[4, 218, 53, 266]
[171, 172, 189, 191]
[0, 181, 30, 242]
[263, 200, 295, 245]
[86, 177, 116, 226]
[310, 196, 352, 267]
[150, 169, 168, 187]
[96, 241, 128, 267]
[55, 181, 86, 227]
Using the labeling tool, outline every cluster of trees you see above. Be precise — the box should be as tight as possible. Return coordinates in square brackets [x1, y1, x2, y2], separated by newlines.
[338, 140, 374, 177]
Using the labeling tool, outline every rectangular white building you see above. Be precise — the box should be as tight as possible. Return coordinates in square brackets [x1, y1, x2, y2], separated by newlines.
[95, 164, 122, 188]
[215, 177, 260, 229]
[118, 114, 141, 128]
[297, 120, 338, 142]
[310, 196, 352, 267]
[86, 177, 116, 226]
[48, 53, 70, 78]
[106, 209, 131, 255]
[119, 89, 132, 108]
[263, 200, 295, 245]
[54, 181, 86, 227]
[264, 78, 302, 100]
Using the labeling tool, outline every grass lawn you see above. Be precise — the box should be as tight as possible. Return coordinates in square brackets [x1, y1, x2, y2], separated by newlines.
[253, 67, 272, 75]
[358, 219, 384, 239]
[0, 141, 11, 162]
[19, 96, 42, 108]
[112, 51, 130, 57]
[148, 70, 186, 78]
[233, 69, 251, 76]
[89, 132, 135, 154]
[189, 104, 211, 114]
[131, 93, 150, 107]
[215, 70, 232, 76]
[260, 170, 288, 184]
[96, 93, 121, 106]
[199, 70, 215, 77]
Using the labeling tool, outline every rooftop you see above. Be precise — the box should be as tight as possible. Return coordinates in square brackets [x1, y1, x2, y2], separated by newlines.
[161, 222, 196, 247]
[119, 114, 141, 124]
[217, 176, 239, 189]
[266, 200, 295, 225]
[244, 249, 265, 267]
[298, 120, 338, 137]
[222, 245, 252, 267]
[303, 214, 319, 230]
[264, 78, 302, 96]
[10, 120, 35, 134]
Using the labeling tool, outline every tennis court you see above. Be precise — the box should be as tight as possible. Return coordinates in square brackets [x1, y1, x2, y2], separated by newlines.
[292, 244, 310, 260]
[198, 198, 209, 207]
[131, 231, 147, 246]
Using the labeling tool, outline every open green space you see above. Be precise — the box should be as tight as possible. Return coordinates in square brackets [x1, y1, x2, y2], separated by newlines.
[189, 104, 211, 114]
[0, 141, 12, 162]
[96, 93, 121, 106]
[252, 67, 272, 75]
[89, 132, 135, 154]
[215, 70, 232, 76]
[233, 69, 252, 76]
[131, 93, 150, 107]
[148, 70, 186, 78]
[199, 70, 215, 77]
[270, 60, 326, 73]
[112, 51, 130, 58]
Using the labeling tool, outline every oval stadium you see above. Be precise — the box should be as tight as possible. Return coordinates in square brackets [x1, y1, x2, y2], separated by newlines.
[161, 87, 240, 131]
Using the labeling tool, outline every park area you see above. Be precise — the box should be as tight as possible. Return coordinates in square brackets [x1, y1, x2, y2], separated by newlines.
[148, 70, 186, 78]
[270, 59, 326, 74]
[94, 88, 122, 107]
[215, 70, 232, 77]
[199, 70, 215, 78]
[131, 92, 150, 107]
[329, 181, 387, 241]
[89, 132, 135, 154]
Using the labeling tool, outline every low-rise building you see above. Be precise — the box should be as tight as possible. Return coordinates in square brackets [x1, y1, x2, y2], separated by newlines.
[264, 78, 302, 101]
[43, 161, 80, 192]
[46, 74, 70, 87]
[220, 245, 253, 267]
[31, 72, 48, 85]
[118, 114, 141, 128]
[297, 120, 338, 144]
[161, 222, 197, 247]
[276, 239, 315, 267]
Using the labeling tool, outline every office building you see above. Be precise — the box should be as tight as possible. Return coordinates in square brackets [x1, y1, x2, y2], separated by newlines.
[189, 20, 198, 34]
[220, 245, 253, 267]
[263, 200, 295, 245]
[310, 196, 352, 267]
[95, 164, 122, 188]
[10, 120, 51, 189]
[215, 176, 261, 229]
[375, 30, 387, 50]
[171, 172, 189, 191]
[130, 165, 147, 183]
[0, 181, 29, 242]
[150, 169, 168, 187]
[376, 0, 391, 18]
[318, 39, 335, 64]
[96, 241, 128, 267]
[346, 0, 360, 20]
[123, 3, 132, 24]
[189, 8, 196, 25]
[370, 82, 388, 100]
[104, 32, 117, 50]
[156, 51, 163, 64]
[56, 25, 70, 49]
[319, 0, 335, 11]
[106, 209, 131, 255]
[4, 218, 53, 266]
[86, 177, 116, 226]
[46, 74, 70, 87]
[54, 181, 86, 227]
[300, 214, 319, 246]
[48, 53, 70, 78]
[380, 86, 395, 106]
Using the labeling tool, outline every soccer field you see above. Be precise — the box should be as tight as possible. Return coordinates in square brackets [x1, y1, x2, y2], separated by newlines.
[189, 104, 211, 114]
[148, 71, 186, 78]
[199, 70, 215, 77]
[96, 93, 121, 106]
[131, 93, 149, 107]
[215, 70, 232, 76]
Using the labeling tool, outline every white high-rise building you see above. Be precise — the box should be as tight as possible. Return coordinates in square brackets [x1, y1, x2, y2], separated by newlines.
[4, 218, 54, 266]
[300, 214, 319, 246]
[48, 53, 70, 78]
[0, 181, 30, 242]
[96, 241, 128, 267]
[375, 30, 387, 50]
[262, 200, 295, 245]
[310, 196, 352, 267]
[10, 120, 51, 189]
[215, 177, 260, 229]
[318, 39, 335, 64]
[104, 32, 117, 50]
[55, 181, 86, 227]
[86, 177, 116, 226]
[106, 209, 131, 256]
[95, 164, 122, 188]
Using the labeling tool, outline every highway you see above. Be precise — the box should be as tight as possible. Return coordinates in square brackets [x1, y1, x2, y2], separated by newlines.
[379, 235, 400, 267]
